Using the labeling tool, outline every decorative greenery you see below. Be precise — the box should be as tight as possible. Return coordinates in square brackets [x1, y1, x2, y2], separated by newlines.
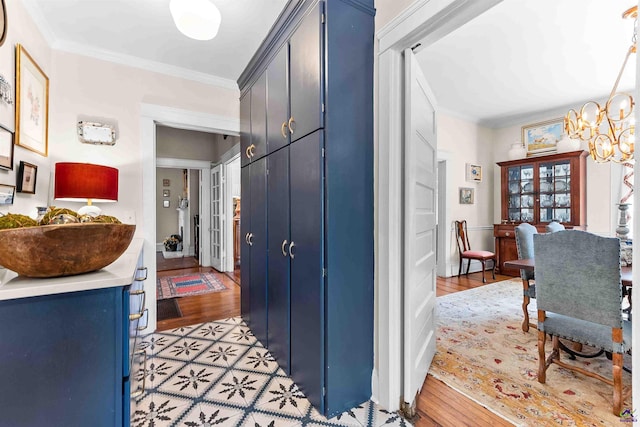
[0, 213, 38, 229]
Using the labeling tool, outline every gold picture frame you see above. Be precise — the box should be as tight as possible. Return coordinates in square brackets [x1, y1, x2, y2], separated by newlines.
[522, 118, 563, 157]
[15, 44, 49, 157]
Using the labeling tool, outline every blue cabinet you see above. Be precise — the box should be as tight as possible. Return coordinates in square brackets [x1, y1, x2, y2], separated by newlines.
[238, 0, 374, 418]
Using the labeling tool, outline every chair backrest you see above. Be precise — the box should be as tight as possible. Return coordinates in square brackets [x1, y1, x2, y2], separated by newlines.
[545, 221, 565, 233]
[534, 230, 622, 328]
[454, 220, 471, 254]
[515, 223, 537, 280]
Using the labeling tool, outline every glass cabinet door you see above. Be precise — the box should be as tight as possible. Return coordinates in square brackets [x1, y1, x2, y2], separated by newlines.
[507, 164, 535, 223]
[538, 160, 571, 224]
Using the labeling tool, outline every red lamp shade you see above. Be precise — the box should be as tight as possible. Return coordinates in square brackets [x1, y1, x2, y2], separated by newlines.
[54, 162, 118, 202]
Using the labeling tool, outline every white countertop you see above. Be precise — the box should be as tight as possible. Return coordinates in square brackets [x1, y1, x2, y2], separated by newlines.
[0, 238, 144, 301]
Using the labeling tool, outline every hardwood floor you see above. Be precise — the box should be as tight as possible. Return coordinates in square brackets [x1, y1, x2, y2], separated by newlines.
[155, 265, 515, 426]
[156, 251, 200, 271]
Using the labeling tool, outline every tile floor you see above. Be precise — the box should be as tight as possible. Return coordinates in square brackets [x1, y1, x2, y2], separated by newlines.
[131, 317, 411, 427]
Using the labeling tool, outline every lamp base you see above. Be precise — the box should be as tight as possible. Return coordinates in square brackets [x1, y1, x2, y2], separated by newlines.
[78, 205, 102, 217]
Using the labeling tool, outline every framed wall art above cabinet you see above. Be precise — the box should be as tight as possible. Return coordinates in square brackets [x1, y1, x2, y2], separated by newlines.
[494, 150, 588, 276]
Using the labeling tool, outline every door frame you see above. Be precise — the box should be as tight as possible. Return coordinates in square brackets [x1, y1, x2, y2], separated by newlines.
[221, 149, 241, 273]
[141, 104, 240, 334]
[210, 164, 223, 270]
[373, 0, 503, 411]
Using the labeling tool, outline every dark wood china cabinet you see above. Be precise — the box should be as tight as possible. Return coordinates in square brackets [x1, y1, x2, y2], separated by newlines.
[494, 150, 588, 276]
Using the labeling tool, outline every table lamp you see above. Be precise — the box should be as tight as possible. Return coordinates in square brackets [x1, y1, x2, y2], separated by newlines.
[54, 162, 118, 216]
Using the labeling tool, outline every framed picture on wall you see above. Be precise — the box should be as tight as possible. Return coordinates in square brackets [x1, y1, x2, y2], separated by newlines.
[0, 124, 14, 170]
[15, 44, 49, 157]
[163, 189, 170, 197]
[17, 161, 37, 194]
[163, 200, 170, 208]
[459, 187, 474, 205]
[163, 179, 170, 187]
[465, 163, 482, 182]
[0, 183, 14, 205]
[522, 118, 563, 156]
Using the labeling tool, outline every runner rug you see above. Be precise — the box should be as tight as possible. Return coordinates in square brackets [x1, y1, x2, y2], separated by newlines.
[156, 272, 228, 300]
[431, 278, 632, 426]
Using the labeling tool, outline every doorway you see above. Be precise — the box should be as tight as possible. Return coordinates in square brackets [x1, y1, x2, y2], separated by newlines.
[140, 104, 240, 334]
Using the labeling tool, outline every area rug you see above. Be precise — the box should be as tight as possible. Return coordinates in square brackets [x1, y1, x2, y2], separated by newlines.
[156, 298, 182, 321]
[156, 272, 228, 300]
[431, 278, 632, 426]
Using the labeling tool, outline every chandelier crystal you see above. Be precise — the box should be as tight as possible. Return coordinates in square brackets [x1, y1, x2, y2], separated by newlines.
[564, 6, 637, 163]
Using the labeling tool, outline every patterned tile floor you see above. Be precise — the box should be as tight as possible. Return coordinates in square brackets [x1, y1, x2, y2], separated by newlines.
[131, 317, 411, 427]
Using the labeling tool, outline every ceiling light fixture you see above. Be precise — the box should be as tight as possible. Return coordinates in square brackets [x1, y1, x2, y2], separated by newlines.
[169, 0, 221, 41]
[564, 6, 637, 163]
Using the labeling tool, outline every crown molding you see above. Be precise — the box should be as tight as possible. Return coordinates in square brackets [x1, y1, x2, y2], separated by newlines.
[54, 40, 239, 90]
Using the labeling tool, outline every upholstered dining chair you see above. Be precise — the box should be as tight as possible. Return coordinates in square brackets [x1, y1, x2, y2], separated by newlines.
[545, 221, 565, 233]
[515, 223, 538, 332]
[454, 220, 496, 283]
[534, 230, 631, 415]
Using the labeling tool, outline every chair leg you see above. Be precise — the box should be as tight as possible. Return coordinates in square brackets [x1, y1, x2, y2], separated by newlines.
[465, 258, 471, 276]
[458, 257, 463, 277]
[537, 324, 547, 383]
[491, 259, 496, 279]
[522, 280, 530, 332]
[613, 352, 623, 416]
[481, 260, 486, 283]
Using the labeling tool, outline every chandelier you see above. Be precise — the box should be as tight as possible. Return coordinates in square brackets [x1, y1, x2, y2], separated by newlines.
[564, 6, 637, 163]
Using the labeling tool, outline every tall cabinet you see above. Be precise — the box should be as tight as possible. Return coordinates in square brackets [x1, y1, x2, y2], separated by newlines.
[494, 150, 588, 276]
[238, 0, 374, 418]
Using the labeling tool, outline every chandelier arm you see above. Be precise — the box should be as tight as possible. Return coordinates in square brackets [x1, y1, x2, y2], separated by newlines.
[608, 45, 635, 99]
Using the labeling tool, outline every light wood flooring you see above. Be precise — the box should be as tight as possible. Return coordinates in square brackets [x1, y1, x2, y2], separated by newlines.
[154, 261, 514, 427]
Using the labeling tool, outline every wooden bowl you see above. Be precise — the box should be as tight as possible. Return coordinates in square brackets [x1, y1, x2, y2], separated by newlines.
[0, 223, 136, 278]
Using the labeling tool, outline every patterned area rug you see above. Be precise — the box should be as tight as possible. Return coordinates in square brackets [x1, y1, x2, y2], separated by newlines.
[431, 279, 632, 426]
[157, 272, 228, 300]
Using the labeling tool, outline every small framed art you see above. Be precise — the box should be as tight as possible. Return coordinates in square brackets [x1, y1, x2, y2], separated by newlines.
[163, 189, 170, 197]
[459, 187, 474, 205]
[163, 200, 170, 208]
[0, 183, 14, 205]
[0, 124, 14, 170]
[163, 179, 170, 187]
[17, 161, 37, 194]
[15, 44, 49, 157]
[522, 118, 563, 156]
[465, 163, 482, 182]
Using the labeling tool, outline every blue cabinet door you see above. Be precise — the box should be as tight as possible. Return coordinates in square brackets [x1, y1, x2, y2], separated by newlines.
[289, 2, 323, 142]
[249, 158, 268, 345]
[240, 91, 251, 167]
[267, 45, 290, 154]
[240, 166, 251, 320]
[0, 288, 124, 426]
[251, 73, 268, 161]
[290, 130, 324, 412]
[267, 146, 291, 373]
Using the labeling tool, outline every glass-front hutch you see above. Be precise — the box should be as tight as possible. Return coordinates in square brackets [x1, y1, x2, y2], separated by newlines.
[494, 150, 587, 276]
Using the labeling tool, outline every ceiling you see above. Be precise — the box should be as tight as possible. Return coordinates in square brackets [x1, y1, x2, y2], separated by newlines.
[22, 0, 637, 127]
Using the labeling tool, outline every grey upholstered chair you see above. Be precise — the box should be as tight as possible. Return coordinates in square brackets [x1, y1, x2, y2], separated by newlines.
[534, 230, 631, 415]
[545, 221, 565, 233]
[515, 223, 538, 332]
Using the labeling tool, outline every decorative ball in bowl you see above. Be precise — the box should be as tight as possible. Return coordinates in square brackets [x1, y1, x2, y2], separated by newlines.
[0, 222, 136, 278]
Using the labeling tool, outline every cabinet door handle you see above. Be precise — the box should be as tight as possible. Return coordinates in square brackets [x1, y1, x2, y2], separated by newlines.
[288, 117, 295, 135]
[249, 144, 256, 157]
[135, 267, 148, 281]
[130, 349, 148, 398]
[130, 289, 147, 311]
[289, 241, 295, 259]
[136, 309, 149, 331]
[245, 232, 250, 244]
[129, 289, 147, 321]
[245, 146, 251, 159]
[248, 233, 254, 246]
[281, 239, 288, 256]
[281, 121, 288, 138]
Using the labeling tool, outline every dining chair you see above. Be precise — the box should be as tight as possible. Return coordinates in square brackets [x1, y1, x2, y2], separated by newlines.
[515, 223, 537, 332]
[534, 230, 631, 415]
[454, 220, 496, 283]
[545, 221, 565, 233]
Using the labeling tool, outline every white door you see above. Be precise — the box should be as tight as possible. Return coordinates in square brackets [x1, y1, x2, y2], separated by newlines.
[403, 48, 438, 406]
[211, 164, 223, 270]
